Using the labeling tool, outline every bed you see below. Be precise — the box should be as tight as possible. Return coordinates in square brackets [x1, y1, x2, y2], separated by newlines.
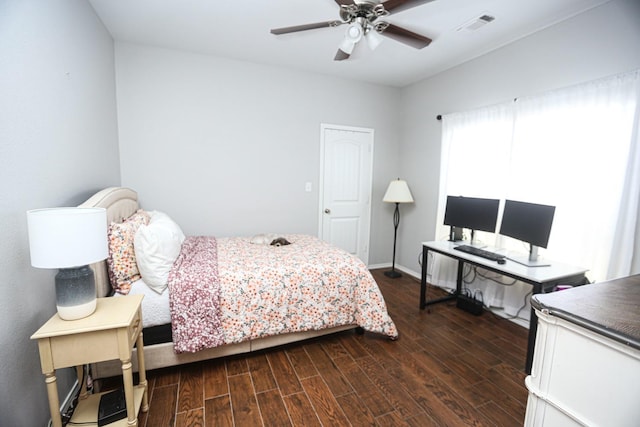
[82, 187, 398, 378]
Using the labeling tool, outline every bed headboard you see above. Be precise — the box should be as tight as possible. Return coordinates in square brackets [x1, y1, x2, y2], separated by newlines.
[79, 187, 139, 297]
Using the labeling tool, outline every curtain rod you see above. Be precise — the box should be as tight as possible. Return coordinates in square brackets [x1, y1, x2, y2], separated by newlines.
[437, 97, 521, 121]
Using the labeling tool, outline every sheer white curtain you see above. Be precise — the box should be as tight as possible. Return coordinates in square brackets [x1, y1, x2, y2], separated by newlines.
[434, 70, 640, 320]
[434, 103, 515, 309]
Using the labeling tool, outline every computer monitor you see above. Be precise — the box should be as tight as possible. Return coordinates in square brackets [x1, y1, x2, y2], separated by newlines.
[499, 199, 555, 266]
[443, 196, 500, 243]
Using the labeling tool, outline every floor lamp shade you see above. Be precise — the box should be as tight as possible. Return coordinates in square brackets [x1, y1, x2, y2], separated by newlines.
[27, 207, 108, 320]
[383, 179, 414, 278]
[383, 179, 414, 204]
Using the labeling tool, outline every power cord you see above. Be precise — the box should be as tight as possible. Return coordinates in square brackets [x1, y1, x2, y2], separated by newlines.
[58, 364, 95, 426]
[462, 265, 525, 319]
[474, 266, 518, 286]
[60, 365, 85, 425]
[485, 289, 533, 321]
[490, 274, 592, 322]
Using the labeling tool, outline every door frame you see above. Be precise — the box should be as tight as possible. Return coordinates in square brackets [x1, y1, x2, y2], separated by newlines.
[318, 123, 374, 264]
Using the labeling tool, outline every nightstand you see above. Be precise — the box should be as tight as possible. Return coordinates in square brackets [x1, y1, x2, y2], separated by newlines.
[31, 295, 148, 427]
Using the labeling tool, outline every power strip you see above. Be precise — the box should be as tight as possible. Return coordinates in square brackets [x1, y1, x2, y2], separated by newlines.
[456, 294, 483, 316]
[98, 388, 127, 426]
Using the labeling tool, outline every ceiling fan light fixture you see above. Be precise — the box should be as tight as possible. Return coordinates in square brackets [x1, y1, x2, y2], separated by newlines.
[345, 23, 363, 43]
[273, 0, 435, 61]
[338, 38, 356, 55]
[365, 28, 384, 51]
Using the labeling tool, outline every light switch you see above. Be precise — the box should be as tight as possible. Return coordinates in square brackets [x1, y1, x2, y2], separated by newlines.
[305, 182, 312, 192]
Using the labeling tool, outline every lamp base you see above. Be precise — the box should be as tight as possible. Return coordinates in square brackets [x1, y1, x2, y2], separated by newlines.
[384, 270, 402, 279]
[57, 299, 97, 321]
[55, 265, 97, 320]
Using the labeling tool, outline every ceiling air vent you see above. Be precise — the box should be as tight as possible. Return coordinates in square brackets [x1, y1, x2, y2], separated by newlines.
[457, 14, 495, 32]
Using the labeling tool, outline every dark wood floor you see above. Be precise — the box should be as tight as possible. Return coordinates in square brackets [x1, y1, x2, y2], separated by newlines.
[100, 269, 529, 426]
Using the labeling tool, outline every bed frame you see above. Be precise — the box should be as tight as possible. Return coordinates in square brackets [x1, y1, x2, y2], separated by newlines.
[81, 187, 355, 378]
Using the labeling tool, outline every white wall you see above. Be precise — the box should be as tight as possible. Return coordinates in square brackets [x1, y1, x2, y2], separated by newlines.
[115, 43, 402, 265]
[397, 0, 640, 276]
[0, 1, 120, 425]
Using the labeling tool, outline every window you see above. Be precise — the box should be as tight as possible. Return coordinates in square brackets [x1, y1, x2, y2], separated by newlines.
[433, 71, 640, 320]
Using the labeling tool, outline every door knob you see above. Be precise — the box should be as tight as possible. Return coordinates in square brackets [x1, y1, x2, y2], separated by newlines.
[324, 208, 331, 214]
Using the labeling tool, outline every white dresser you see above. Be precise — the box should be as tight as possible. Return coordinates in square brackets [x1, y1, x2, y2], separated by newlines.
[524, 275, 640, 426]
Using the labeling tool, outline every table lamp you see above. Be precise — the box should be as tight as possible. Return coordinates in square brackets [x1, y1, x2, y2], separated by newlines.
[383, 179, 414, 278]
[27, 207, 108, 320]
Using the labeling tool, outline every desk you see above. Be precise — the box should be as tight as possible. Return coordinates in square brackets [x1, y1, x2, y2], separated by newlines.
[420, 241, 587, 373]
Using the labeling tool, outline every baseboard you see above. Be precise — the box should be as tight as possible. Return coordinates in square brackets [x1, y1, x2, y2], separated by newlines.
[488, 307, 530, 329]
[367, 262, 391, 270]
[368, 263, 420, 280]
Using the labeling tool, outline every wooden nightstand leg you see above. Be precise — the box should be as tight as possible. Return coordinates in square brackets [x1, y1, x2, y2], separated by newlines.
[45, 371, 62, 427]
[121, 358, 137, 427]
[136, 331, 149, 412]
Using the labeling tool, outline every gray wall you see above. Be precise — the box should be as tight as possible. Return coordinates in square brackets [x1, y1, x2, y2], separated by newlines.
[0, 1, 120, 425]
[397, 0, 640, 276]
[114, 42, 402, 265]
[2, 1, 639, 425]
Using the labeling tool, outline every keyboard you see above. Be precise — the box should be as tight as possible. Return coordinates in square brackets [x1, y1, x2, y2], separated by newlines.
[454, 244, 505, 262]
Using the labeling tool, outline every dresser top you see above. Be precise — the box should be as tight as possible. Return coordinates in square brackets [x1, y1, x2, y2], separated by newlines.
[532, 274, 640, 350]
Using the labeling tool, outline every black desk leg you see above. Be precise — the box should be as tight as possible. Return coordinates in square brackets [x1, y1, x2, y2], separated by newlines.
[456, 260, 464, 295]
[420, 247, 458, 309]
[526, 306, 537, 374]
[525, 283, 543, 374]
[420, 246, 428, 309]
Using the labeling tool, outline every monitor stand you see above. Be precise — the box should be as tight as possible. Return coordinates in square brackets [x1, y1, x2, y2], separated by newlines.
[468, 230, 485, 247]
[448, 226, 464, 242]
[507, 245, 551, 267]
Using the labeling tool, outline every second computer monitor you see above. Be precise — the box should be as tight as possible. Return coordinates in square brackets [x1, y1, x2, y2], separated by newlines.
[499, 199, 556, 249]
[444, 196, 500, 236]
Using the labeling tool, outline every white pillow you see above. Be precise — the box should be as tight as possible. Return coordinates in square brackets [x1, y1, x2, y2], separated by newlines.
[134, 211, 186, 294]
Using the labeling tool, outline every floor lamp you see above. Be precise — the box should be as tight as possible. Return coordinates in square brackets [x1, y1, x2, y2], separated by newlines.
[383, 179, 414, 278]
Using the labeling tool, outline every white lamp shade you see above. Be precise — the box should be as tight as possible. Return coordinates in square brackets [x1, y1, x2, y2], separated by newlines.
[383, 179, 414, 203]
[27, 207, 108, 268]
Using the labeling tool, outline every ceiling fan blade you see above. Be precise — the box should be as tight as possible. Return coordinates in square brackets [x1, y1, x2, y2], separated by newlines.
[334, 48, 351, 61]
[378, 22, 432, 49]
[335, 36, 357, 61]
[334, 0, 355, 6]
[271, 20, 343, 35]
[382, 0, 436, 15]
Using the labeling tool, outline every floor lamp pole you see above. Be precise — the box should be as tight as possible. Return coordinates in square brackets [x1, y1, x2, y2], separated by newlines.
[385, 202, 402, 279]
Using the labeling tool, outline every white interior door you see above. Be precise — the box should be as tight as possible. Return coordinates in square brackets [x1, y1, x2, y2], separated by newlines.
[319, 124, 373, 264]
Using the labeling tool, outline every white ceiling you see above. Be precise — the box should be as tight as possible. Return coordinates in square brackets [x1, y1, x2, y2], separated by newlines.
[89, 0, 610, 87]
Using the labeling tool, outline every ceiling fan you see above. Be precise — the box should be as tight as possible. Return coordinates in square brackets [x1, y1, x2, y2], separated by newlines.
[271, 0, 435, 61]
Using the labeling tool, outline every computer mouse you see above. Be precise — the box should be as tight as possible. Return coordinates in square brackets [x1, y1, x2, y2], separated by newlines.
[497, 258, 506, 265]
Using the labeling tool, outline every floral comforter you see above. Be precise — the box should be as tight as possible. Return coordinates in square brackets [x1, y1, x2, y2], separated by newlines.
[168, 234, 398, 353]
